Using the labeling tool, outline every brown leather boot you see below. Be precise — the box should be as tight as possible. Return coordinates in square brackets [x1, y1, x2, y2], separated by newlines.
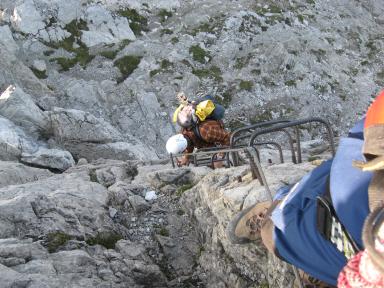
[226, 201, 272, 244]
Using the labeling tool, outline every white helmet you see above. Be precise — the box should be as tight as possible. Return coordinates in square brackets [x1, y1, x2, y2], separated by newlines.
[166, 134, 188, 154]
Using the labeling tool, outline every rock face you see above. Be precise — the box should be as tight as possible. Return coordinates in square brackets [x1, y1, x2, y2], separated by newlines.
[21, 148, 75, 171]
[0, 161, 52, 188]
[179, 162, 317, 287]
[1, 0, 381, 158]
[0, 116, 39, 160]
[0, 85, 50, 137]
[0, 136, 332, 287]
[0, 0, 383, 286]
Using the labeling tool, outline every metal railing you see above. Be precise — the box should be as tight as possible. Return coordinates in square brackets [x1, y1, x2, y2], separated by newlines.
[248, 117, 336, 158]
[170, 117, 335, 170]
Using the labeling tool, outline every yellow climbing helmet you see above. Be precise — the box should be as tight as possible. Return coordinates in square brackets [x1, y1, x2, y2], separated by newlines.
[172, 100, 216, 124]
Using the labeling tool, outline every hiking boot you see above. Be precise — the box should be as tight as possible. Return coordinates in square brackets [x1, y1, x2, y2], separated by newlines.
[226, 201, 272, 244]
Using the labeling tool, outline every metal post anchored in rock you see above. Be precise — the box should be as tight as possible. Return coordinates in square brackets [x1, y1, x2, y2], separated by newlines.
[246, 147, 304, 288]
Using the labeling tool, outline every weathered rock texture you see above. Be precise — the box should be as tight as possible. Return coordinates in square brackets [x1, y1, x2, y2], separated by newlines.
[0, 0, 382, 286]
[0, 0, 382, 159]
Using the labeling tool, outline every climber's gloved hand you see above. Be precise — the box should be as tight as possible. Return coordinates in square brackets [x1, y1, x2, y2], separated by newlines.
[177, 155, 190, 167]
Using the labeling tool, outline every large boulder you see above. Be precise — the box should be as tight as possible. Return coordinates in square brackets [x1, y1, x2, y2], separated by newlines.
[0, 116, 39, 161]
[0, 171, 111, 240]
[50, 108, 122, 143]
[21, 148, 75, 171]
[81, 5, 135, 47]
[10, 0, 45, 35]
[62, 141, 158, 162]
[0, 161, 52, 188]
[0, 42, 54, 109]
[0, 25, 18, 54]
[0, 85, 50, 137]
[179, 162, 317, 287]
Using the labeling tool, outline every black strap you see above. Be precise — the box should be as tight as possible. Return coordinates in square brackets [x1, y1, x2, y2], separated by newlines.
[193, 124, 206, 143]
[316, 176, 361, 256]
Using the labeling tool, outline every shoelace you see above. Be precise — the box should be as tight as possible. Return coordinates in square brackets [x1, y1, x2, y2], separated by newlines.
[245, 209, 267, 235]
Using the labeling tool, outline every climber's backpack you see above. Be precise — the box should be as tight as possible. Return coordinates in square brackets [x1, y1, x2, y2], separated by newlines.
[195, 95, 225, 122]
[173, 94, 226, 143]
[172, 94, 225, 123]
[192, 95, 225, 143]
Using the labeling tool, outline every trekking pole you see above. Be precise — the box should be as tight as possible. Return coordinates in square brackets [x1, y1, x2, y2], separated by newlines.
[246, 147, 304, 288]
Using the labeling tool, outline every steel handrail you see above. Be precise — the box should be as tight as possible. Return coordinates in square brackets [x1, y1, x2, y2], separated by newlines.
[248, 117, 336, 156]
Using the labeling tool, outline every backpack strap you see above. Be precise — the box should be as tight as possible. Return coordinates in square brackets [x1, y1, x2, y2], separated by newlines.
[316, 176, 361, 259]
[193, 123, 206, 143]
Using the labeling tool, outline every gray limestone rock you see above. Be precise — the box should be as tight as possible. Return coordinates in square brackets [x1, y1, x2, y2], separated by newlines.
[0, 161, 52, 188]
[10, 0, 45, 35]
[128, 195, 151, 213]
[0, 85, 50, 137]
[0, 116, 39, 161]
[21, 147, 75, 171]
[0, 172, 110, 240]
[50, 108, 122, 143]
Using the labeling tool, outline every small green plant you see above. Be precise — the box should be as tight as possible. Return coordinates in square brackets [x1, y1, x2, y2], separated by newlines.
[285, 80, 296, 87]
[177, 209, 185, 216]
[214, 89, 233, 108]
[339, 94, 347, 101]
[49, 57, 77, 71]
[176, 183, 195, 197]
[30, 67, 47, 79]
[44, 20, 95, 71]
[251, 69, 261, 75]
[158, 9, 173, 22]
[149, 59, 173, 77]
[228, 119, 244, 130]
[312, 83, 327, 93]
[100, 50, 118, 60]
[234, 55, 251, 69]
[311, 49, 326, 62]
[119, 39, 132, 50]
[117, 8, 148, 36]
[158, 226, 170, 237]
[192, 66, 222, 82]
[160, 59, 173, 69]
[114, 55, 142, 83]
[43, 50, 55, 56]
[86, 231, 123, 249]
[150, 69, 161, 77]
[65, 19, 88, 37]
[197, 245, 205, 258]
[46, 231, 72, 253]
[171, 37, 179, 44]
[160, 28, 173, 36]
[189, 45, 211, 63]
[89, 169, 98, 183]
[250, 108, 281, 123]
[190, 21, 220, 36]
[239, 80, 253, 91]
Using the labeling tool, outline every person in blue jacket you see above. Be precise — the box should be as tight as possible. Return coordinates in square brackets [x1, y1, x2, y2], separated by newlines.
[227, 91, 384, 287]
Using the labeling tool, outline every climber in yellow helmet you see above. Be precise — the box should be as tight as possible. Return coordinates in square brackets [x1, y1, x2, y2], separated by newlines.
[166, 91, 231, 167]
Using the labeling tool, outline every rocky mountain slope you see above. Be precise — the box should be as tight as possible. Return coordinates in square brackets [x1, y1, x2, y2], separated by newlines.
[0, 144, 331, 287]
[0, 0, 383, 287]
[0, 0, 383, 164]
